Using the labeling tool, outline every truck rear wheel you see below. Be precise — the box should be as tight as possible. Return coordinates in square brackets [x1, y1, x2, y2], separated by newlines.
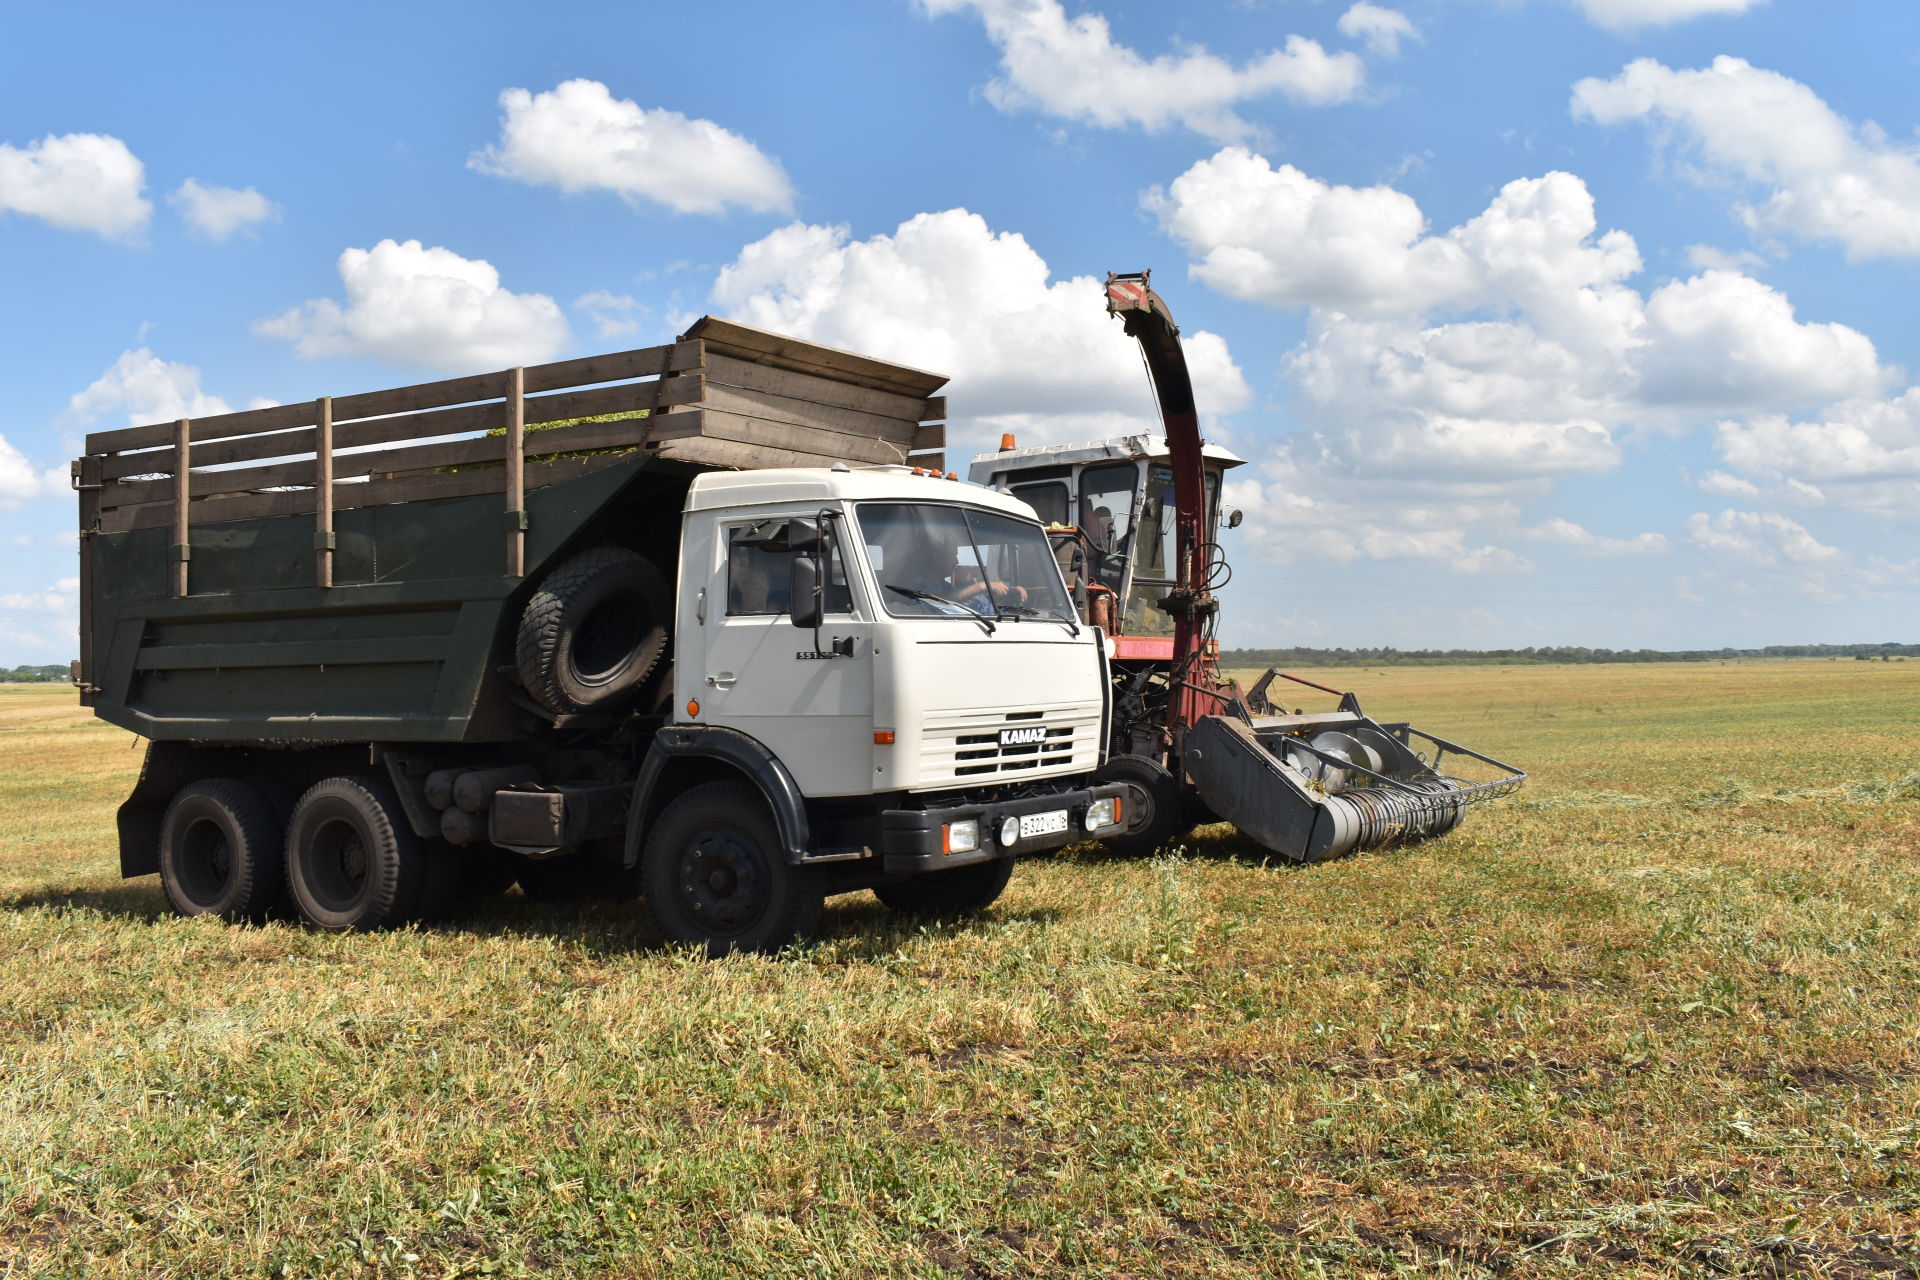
[873, 856, 1013, 917]
[158, 778, 288, 921]
[1094, 754, 1187, 857]
[516, 546, 670, 715]
[285, 776, 426, 931]
[640, 781, 822, 957]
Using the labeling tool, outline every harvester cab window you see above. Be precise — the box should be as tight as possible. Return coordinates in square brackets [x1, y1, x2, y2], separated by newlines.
[726, 525, 853, 617]
[1133, 467, 1222, 580]
[1010, 481, 1068, 527]
[1078, 462, 1139, 594]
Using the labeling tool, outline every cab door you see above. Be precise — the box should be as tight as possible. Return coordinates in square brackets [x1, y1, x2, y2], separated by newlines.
[692, 513, 875, 798]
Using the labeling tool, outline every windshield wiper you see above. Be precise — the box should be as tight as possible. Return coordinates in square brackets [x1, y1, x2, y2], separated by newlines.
[1029, 606, 1081, 636]
[885, 584, 996, 634]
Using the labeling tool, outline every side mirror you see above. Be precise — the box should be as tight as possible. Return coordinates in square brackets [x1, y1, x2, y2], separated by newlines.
[784, 518, 824, 553]
[788, 556, 822, 630]
[1227, 509, 1243, 530]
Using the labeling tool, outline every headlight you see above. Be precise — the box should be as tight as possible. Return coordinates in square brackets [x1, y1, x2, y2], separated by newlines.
[1084, 796, 1120, 831]
[944, 819, 980, 854]
[998, 815, 1022, 848]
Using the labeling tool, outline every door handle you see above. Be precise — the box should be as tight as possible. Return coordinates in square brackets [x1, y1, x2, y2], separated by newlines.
[706, 673, 736, 689]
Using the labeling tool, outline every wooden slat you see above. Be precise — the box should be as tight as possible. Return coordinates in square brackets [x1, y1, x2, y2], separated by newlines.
[682, 316, 947, 399]
[101, 400, 505, 481]
[97, 377, 698, 497]
[100, 451, 641, 534]
[911, 422, 945, 451]
[87, 400, 316, 456]
[648, 434, 849, 472]
[698, 383, 917, 447]
[525, 373, 702, 424]
[700, 352, 932, 422]
[330, 369, 508, 423]
[646, 408, 905, 465]
[523, 340, 702, 394]
[105, 413, 658, 507]
[921, 396, 946, 422]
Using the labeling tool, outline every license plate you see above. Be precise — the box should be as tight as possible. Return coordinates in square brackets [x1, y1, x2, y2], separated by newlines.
[1019, 809, 1069, 839]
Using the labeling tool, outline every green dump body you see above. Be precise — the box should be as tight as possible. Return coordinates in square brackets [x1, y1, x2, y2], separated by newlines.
[73, 319, 952, 748]
[83, 455, 699, 745]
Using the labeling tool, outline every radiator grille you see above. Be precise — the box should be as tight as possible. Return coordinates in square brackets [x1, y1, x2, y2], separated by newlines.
[918, 702, 1100, 786]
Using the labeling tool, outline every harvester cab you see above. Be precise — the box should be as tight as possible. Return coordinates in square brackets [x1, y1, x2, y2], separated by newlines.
[969, 271, 1525, 863]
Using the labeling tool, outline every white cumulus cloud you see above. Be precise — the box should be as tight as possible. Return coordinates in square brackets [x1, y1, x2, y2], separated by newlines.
[470, 79, 794, 216]
[0, 578, 80, 662]
[918, 0, 1364, 141]
[1523, 516, 1668, 555]
[710, 208, 1250, 453]
[1686, 509, 1844, 565]
[1573, 56, 1920, 261]
[255, 239, 571, 372]
[0, 437, 67, 506]
[1337, 3, 1418, 57]
[1637, 270, 1885, 410]
[169, 178, 277, 240]
[1152, 149, 1891, 492]
[1223, 463, 1535, 572]
[573, 290, 646, 340]
[63, 348, 235, 427]
[1571, 0, 1764, 31]
[0, 132, 150, 241]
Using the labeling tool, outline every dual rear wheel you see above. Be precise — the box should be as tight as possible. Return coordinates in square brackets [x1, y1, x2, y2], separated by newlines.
[158, 774, 456, 930]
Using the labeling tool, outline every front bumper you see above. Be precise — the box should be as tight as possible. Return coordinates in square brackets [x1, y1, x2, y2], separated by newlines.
[879, 783, 1129, 874]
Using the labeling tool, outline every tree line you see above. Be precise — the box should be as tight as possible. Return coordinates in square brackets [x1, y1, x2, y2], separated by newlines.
[1220, 643, 1918, 667]
[2, 665, 71, 683]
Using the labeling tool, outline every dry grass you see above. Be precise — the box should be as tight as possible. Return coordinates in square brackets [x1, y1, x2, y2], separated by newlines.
[1, 662, 1917, 1278]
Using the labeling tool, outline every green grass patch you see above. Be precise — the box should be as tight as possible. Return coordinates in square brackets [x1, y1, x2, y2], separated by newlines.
[2, 663, 1917, 1277]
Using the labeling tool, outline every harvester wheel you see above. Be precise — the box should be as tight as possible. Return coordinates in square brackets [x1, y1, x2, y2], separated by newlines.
[158, 778, 289, 921]
[640, 781, 823, 957]
[873, 856, 1013, 917]
[1094, 754, 1187, 857]
[285, 776, 427, 931]
[516, 546, 671, 715]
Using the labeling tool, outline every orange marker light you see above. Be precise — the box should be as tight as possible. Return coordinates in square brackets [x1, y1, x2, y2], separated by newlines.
[1000, 433, 1017, 451]
[686, 699, 700, 718]
[873, 729, 896, 745]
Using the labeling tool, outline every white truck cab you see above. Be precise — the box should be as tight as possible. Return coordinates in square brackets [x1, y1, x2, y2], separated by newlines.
[653, 464, 1123, 913]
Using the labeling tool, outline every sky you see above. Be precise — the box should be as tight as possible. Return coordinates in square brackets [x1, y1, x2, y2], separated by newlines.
[2, 0, 1916, 659]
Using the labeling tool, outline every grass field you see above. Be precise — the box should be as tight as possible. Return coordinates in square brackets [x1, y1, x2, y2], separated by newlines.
[2, 661, 1917, 1278]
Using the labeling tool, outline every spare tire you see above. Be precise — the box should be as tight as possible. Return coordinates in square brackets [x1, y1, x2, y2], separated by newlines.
[516, 546, 671, 714]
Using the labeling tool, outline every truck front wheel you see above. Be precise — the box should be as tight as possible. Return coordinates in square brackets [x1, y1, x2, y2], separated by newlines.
[640, 781, 822, 957]
[285, 777, 427, 931]
[873, 857, 1013, 917]
[158, 778, 289, 921]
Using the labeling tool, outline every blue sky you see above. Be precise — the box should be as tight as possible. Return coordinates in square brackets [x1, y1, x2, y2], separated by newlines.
[2, 0, 1916, 659]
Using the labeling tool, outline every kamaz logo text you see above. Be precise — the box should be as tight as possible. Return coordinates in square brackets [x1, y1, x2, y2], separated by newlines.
[999, 726, 1047, 746]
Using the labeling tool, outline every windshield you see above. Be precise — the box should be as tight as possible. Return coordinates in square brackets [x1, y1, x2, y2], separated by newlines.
[856, 502, 1074, 621]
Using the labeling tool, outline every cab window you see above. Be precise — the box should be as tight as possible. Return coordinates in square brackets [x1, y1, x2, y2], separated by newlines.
[726, 526, 853, 616]
[1010, 481, 1069, 527]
